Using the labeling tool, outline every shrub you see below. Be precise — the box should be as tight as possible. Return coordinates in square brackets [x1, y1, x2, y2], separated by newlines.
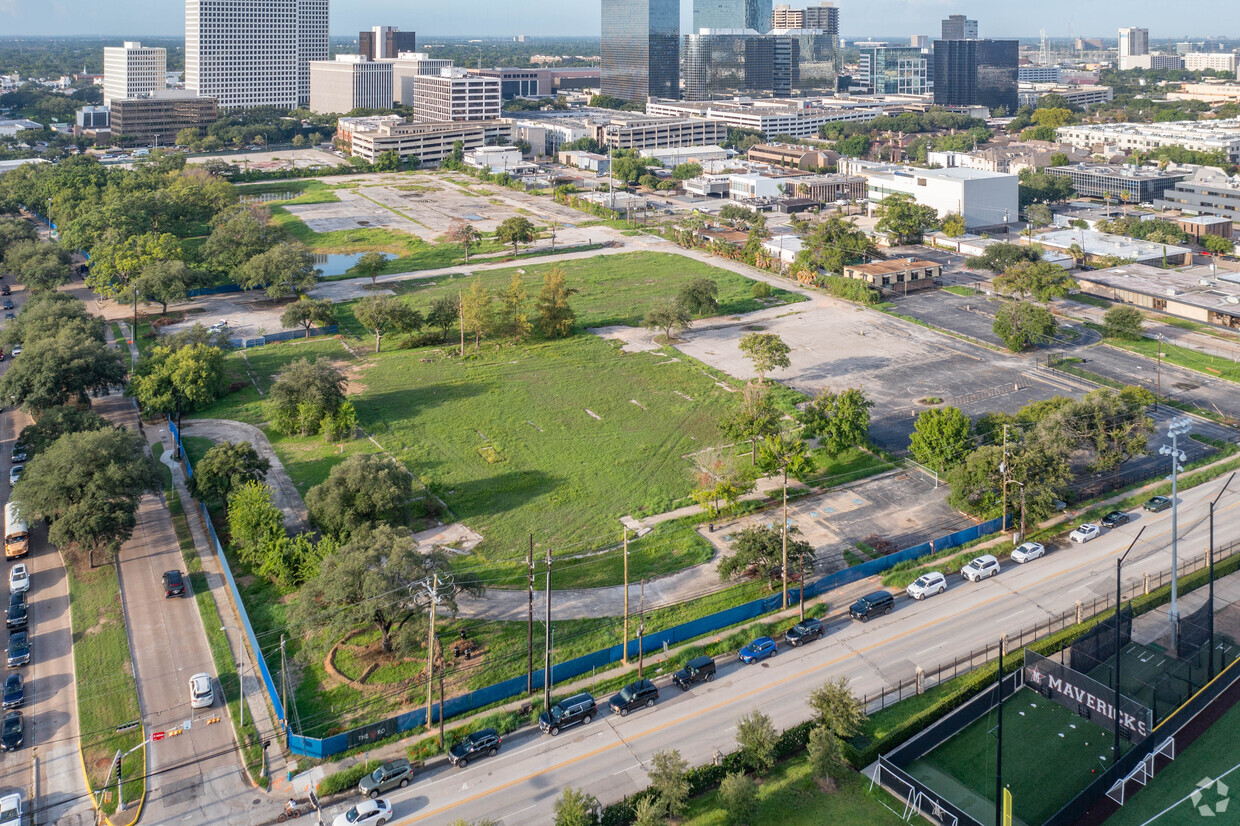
[317, 759, 381, 796]
[751, 282, 772, 299]
[820, 275, 880, 304]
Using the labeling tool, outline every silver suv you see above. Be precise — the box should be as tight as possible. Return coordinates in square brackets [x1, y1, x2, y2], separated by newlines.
[961, 554, 1000, 582]
[358, 758, 413, 799]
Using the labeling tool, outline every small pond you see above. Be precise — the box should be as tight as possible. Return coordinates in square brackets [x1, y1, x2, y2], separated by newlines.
[313, 252, 368, 277]
[238, 191, 301, 203]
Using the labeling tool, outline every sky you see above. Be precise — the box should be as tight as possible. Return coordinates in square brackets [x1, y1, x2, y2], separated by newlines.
[1, 0, 1238, 40]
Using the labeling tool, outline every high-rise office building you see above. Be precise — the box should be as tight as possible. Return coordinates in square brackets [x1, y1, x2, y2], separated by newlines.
[601, 0, 680, 102]
[771, 4, 802, 29]
[933, 39, 1017, 113]
[858, 45, 927, 95]
[910, 35, 930, 49]
[683, 31, 796, 99]
[412, 68, 501, 122]
[802, 1, 838, 39]
[360, 26, 416, 61]
[773, 28, 838, 93]
[186, 0, 327, 108]
[693, 0, 772, 33]
[103, 42, 166, 106]
[1118, 27, 1150, 70]
[309, 56, 393, 114]
[941, 14, 978, 40]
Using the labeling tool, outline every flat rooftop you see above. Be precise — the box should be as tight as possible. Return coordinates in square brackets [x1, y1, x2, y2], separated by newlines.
[848, 258, 940, 275]
[1078, 263, 1240, 315]
[1035, 229, 1191, 261]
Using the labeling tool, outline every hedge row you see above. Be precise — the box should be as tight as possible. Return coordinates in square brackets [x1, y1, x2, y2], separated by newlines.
[317, 759, 382, 797]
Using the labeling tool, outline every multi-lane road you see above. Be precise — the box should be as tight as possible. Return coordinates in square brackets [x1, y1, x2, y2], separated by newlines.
[305, 466, 1240, 825]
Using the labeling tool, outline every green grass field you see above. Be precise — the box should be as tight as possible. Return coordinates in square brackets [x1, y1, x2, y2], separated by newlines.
[1106, 334, 1240, 384]
[1084, 640, 1232, 723]
[908, 687, 1123, 826]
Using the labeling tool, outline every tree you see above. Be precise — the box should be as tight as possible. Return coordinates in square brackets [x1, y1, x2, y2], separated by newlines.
[671, 162, 703, 180]
[807, 676, 867, 740]
[445, 219, 483, 264]
[797, 387, 872, 455]
[461, 277, 495, 349]
[188, 440, 270, 505]
[1202, 233, 1234, 256]
[266, 357, 347, 436]
[1103, 305, 1145, 341]
[281, 297, 337, 339]
[497, 272, 532, 343]
[718, 524, 813, 582]
[735, 709, 778, 773]
[0, 327, 127, 414]
[13, 427, 160, 566]
[807, 725, 848, 784]
[373, 149, 401, 172]
[3, 240, 72, 291]
[1067, 242, 1085, 267]
[738, 332, 791, 382]
[759, 432, 813, 607]
[553, 787, 599, 826]
[133, 259, 194, 314]
[495, 216, 536, 255]
[964, 242, 1042, 273]
[86, 230, 183, 330]
[236, 241, 319, 298]
[993, 301, 1057, 352]
[940, 212, 967, 238]
[227, 480, 286, 565]
[874, 193, 940, 244]
[201, 204, 284, 274]
[354, 294, 422, 353]
[1049, 152, 1070, 168]
[129, 342, 226, 434]
[644, 301, 692, 341]
[676, 278, 719, 316]
[909, 406, 975, 472]
[0, 292, 103, 351]
[719, 382, 781, 464]
[427, 294, 460, 342]
[994, 260, 1077, 303]
[1018, 168, 1076, 207]
[1026, 202, 1053, 232]
[351, 251, 390, 286]
[16, 405, 108, 459]
[631, 797, 666, 826]
[947, 435, 1071, 523]
[1054, 386, 1156, 473]
[304, 453, 414, 542]
[719, 772, 758, 825]
[537, 267, 577, 338]
[647, 749, 690, 816]
[793, 215, 877, 277]
[0, 217, 36, 261]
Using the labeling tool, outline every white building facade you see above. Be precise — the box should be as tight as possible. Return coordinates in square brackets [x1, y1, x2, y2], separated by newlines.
[1056, 119, 1240, 163]
[309, 56, 393, 114]
[390, 53, 455, 106]
[841, 159, 1018, 229]
[103, 42, 166, 106]
[1184, 53, 1240, 73]
[412, 68, 501, 122]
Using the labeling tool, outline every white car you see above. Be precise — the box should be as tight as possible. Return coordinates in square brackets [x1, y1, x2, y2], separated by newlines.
[7, 566, 28, 596]
[906, 571, 947, 600]
[333, 799, 392, 826]
[1070, 524, 1101, 543]
[0, 792, 21, 826]
[1011, 542, 1046, 564]
[189, 673, 214, 709]
[9, 348, 19, 358]
[961, 554, 1000, 582]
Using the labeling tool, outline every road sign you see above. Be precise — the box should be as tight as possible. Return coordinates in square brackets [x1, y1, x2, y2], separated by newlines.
[182, 719, 192, 731]
[151, 731, 165, 741]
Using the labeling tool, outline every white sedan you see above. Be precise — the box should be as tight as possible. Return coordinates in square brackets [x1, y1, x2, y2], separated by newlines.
[7, 566, 27, 596]
[1011, 542, 1046, 564]
[1069, 524, 1101, 543]
[333, 799, 392, 826]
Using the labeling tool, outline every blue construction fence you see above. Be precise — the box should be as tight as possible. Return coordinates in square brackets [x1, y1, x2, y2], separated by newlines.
[187, 284, 245, 298]
[166, 410, 1006, 759]
[227, 325, 338, 349]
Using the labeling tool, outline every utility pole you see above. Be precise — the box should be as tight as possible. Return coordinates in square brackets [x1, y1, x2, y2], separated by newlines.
[622, 528, 629, 665]
[781, 464, 789, 609]
[543, 547, 552, 712]
[1156, 334, 1163, 404]
[437, 636, 446, 748]
[527, 534, 534, 695]
[1019, 483, 1026, 545]
[1000, 424, 1010, 535]
[1160, 416, 1191, 652]
[425, 574, 439, 732]
[638, 578, 646, 679]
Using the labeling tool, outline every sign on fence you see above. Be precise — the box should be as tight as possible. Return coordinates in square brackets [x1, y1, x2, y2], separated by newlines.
[1024, 650, 1152, 739]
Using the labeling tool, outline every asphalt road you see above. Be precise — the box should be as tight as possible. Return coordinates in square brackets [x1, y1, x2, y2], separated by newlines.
[309, 473, 1240, 826]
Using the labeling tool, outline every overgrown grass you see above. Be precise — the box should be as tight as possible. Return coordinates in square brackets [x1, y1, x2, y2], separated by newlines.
[1105, 335, 1240, 384]
[236, 180, 341, 205]
[942, 286, 977, 297]
[1069, 293, 1113, 309]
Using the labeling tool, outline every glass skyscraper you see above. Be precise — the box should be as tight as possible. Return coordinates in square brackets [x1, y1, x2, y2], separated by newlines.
[692, 0, 773, 33]
[601, 0, 680, 102]
[683, 33, 796, 100]
[858, 45, 927, 95]
[932, 39, 1017, 114]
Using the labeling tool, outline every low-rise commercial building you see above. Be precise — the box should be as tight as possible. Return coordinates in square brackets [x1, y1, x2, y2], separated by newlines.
[747, 143, 839, 170]
[842, 258, 941, 294]
[348, 118, 514, 164]
[557, 150, 610, 173]
[109, 91, 217, 143]
[1056, 120, 1240, 164]
[1075, 263, 1240, 330]
[841, 158, 1018, 229]
[646, 97, 882, 140]
[1033, 228, 1192, 267]
[1044, 163, 1189, 203]
[1184, 53, 1239, 74]
[790, 173, 867, 202]
[1166, 83, 1240, 105]
[309, 56, 393, 114]
[1017, 84, 1113, 109]
[1177, 215, 1233, 241]
[728, 170, 807, 201]
[595, 113, 727, 150]
[1153, 166, 1240, 221]
[927, 143, 1091, 174]
[464, 146, 536, 174]
[640, 145, 731, 165]
[413, 68, 501, 123]
[335, 114, 405, 148]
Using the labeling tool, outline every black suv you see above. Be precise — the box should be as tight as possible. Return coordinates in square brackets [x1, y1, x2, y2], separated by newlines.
[2, 674, 21, 709]
[163, 570, 185, 598]
[849, 590, 895, 622]
[9, 444, 25, 464]
[448, 728, 501, 768]
[539, 693, 597, 736]
[608, 679, 659, 717]
[5, 593, 25, 632]
[0, 710, 21, 751]
[785, 617, 825, 647]
[6, 632, 28, 668]
[358, 758, 413, 798]
[672, 655, 716, 690]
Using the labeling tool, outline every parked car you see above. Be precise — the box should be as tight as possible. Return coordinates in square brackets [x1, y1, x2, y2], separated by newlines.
[1143, 496, 1173, 513]
[0, 711, 21, 751]
[961, 555, 1000, 582]
[4, 593, 24, 632]
[608, 680, 659, 717]
[1, 286, 11, 296]
[1070, 524, 1101, 543]
[2, 675, 21, 709]
[6, 632, 28, 668]
[672, 655, 716, 690]
[331, 799, 391, 826]
[358, 758, 412, 796]
[9, 445, 25, 464]
[538, 693, 597, 736]
[2, 300, 13, 311]
[0, 793, 20, 826]
[739, 636, 778, 664]
[849, 590, 895, 622]
[163, 570, 185, 598]
[8, 565, 28, 595]
[907, 572, 948, 600]
[447, 730, 501, 768]
[784, 617, 825, 646]
[1011, 542, 1046, 564]
[188, 673, 213, 709]
[1101, 511, 1130, 528]
[7, 466, 20, 487]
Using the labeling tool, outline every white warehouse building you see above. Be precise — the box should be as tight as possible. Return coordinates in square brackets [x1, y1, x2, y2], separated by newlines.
[840, 159, 1019, 229]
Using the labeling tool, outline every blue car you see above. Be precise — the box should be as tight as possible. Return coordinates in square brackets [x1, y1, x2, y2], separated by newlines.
[739, 636, 778, 664]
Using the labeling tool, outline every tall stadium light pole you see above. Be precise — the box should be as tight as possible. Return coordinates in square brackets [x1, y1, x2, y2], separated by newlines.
[1114, 528, 1145, 765]
[1159, 416, 1191, 652]
[994, 635, 1006, 826]
[1208, 475, 1235, 682]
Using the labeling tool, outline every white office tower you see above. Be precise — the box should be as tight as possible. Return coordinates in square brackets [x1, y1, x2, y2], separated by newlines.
[103, 42, 167, 106]
[1118, 27, 1149, 70]
[186, 0, 327, 109]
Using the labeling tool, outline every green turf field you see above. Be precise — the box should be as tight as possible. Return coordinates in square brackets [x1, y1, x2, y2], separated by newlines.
[1084, 640, 1235, 724]
[908, 688, 1125, 826]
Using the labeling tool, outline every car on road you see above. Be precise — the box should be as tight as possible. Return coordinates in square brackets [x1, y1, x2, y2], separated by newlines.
[358, 758, 413, 796]
[785, 617, 825, 646]
[9, 445, 25, 464]
[447, 729, 501, 768]
[163, 570, 185, 597]
[2, 675, 22, 709]
[7, 466, 20, 487]
[961, 555, 1001, 582]
[907, 572, 948, 600]
[332, 799, 391, 826]
[1011, 542, 1046, 564]
[1, 286, 10, 296]
[739, 636, 778, 664]
[0, 711, 21, 751]
[6, 632, 28, 668]
[849, 590, 895, 622]
[2, 300, 13, 311]
[538, 692, 597, 736]
[188, 673, 213, 709]
[1143, 496, 1173, 513]
[5, 593, 25, 631]
[8, 565, 28, 595]
[0, 793, 20, 826]
[672, 655, 716, 690]
[7, 346, 17, 357]
[1070, 524, 1101, 543]
[608, 679, 658, 716]
[1101, 511, 1131, 529]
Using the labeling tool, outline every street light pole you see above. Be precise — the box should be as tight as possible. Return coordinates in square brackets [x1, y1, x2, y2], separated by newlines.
[221, 625, 245, 730]
[1113, 528, 1145, 764]
[1159, 416, 1192, 652]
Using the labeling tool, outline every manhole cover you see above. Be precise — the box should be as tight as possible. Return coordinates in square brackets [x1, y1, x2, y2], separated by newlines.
[253, 799, 263, 806]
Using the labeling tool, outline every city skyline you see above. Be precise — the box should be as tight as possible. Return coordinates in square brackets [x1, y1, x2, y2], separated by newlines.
[1, 0, 1238, 39]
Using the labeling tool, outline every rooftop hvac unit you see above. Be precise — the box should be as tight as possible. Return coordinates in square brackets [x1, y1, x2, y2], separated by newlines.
[1227, 295, 1240, 304]
[1200, 278, 1215, 286]
[1165, 288, 1178, 296]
